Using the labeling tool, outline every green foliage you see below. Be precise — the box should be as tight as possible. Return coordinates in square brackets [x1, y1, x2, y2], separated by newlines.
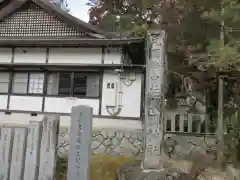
[206, 39, 240, 69]
[203, 0, 240, 23]
[101, 14, 118, 32]
[223, 112, 240, 166]
[201, 0, 240, 71]
[86, 0, 240, 166]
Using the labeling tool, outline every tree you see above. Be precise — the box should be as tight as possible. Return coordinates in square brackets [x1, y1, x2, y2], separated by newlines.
[202, 0, 240, 165]
[202, 0, 240, 70]
[50, 0, 70, 12]
[87, 0, 240, 168]
[87, 0, 221, 108]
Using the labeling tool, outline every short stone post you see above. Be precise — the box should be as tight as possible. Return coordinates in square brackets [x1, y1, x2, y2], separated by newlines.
[24, 121, 42, 180]
[38, 115, 60, 180]
[10, 127, 27, 180]
[0, 127, 14, 180]
[67, 105, 93, 180]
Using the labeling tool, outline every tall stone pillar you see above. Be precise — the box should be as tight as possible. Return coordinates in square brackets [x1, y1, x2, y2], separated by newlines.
[143, 30, 167, 170]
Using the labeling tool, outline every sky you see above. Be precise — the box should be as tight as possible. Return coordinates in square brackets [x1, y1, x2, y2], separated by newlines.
[67, 0, 89, 22]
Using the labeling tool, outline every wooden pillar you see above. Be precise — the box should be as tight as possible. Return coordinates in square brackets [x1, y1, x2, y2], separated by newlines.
[217, 75, 224, 164]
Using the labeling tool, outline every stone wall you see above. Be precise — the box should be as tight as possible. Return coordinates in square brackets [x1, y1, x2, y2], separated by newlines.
[164, 134, 216, 159]
[57, 127, 216, 159]
[58, 127, 144, 158]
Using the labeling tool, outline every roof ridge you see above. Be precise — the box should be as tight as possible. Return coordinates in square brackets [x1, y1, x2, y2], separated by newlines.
[0, 0, 116, 38]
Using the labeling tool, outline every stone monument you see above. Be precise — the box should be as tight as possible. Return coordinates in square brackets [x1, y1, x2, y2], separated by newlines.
[118, 30, 169, 179]
[38, 115, 60, 180]
[23, 121, 42, 180]
[67, 105, 93, 180]
[0, 127, 14, 180]
[143, 29, 167, 170]
[10, 127, 27, 180]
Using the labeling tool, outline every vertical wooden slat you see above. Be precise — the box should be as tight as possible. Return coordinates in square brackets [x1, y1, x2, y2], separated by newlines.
[197, 119, 202, 133]
[204, 114, 209, 134]
[217, 76, 224, 163]
[0, 127, 14, 180]
[188, 113, 193, 133]
[179, 114, 184, 132]
[171, 114, 175, 132]
[38, 115, 60, 180]
[164, 114, 168, 131]
[198, 115, 204, 133]
[23, 121, 42, 180]
[10, 127, 27, 180]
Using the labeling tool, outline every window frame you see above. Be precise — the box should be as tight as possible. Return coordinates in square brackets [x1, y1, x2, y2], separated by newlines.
[11, 72, 45, 96]
[46, 71, 101, 99]
[7, 71, 101, 99]
[0, 72, 10, 95]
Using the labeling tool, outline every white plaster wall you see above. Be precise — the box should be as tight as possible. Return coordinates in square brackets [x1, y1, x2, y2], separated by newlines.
[104, 48, 122, 64]
[0, 47, 123, 65]
[14, 48, 47, 63]
[9, 96, 43, 111]
[101, 71, 142, 117]
[44, 97, 99, 114]
[0, 48, 12, 63]
[0, 95, 8, 109]
[0, 112, 142, 130]
[48, 48, 102, 64]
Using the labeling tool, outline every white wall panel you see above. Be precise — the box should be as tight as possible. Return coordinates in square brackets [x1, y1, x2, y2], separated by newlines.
[9, 96, 43, 111]
[0, 95, 8, 109]
[44, 97, 99, 114]
[48, 48, 102, 64]
[101, 71, 142, 118]
[0, 112, 142, 130]
[104, 48, 122, 64]
[0, 48, 12, 63]
[14, 48, 46, 63]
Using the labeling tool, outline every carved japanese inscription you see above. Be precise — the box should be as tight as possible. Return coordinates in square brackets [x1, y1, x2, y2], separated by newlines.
[143, 30, 167, 170]
[67, 105, 93, 180]
[10, 127, 27, 180]
[38, 115, 60, 180]
[0, 127, 14, 180]
[23, 121, 42, 180]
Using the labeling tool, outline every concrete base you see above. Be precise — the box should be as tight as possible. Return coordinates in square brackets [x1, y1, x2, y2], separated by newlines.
[117, 156, 229, 180]
[117, 162, 179, 180]
[226, 164, 240, 180]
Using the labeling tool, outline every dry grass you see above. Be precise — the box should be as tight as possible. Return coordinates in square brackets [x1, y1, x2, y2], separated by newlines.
[56, 153, 136, 180]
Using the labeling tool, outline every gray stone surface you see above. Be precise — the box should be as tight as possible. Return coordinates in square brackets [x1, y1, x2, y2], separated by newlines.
[58, 127, 144, 158]
[24, 121, 42, 180]
[118, 162, 179, 180]
[67, 105, 93, 180]
[226, 164, 240, 180]
[38, 115, 60, 180]
[0, 127, 14, 180]
[143, 30, 167, 169]
[57, 127, 216, 161]
[163, 134, 216, 160]
[10, 127, 27, 180]
[91, 129, 144, 157]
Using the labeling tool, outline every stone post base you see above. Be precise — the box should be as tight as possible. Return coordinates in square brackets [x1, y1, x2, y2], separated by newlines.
[117, 161, 179, 180]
